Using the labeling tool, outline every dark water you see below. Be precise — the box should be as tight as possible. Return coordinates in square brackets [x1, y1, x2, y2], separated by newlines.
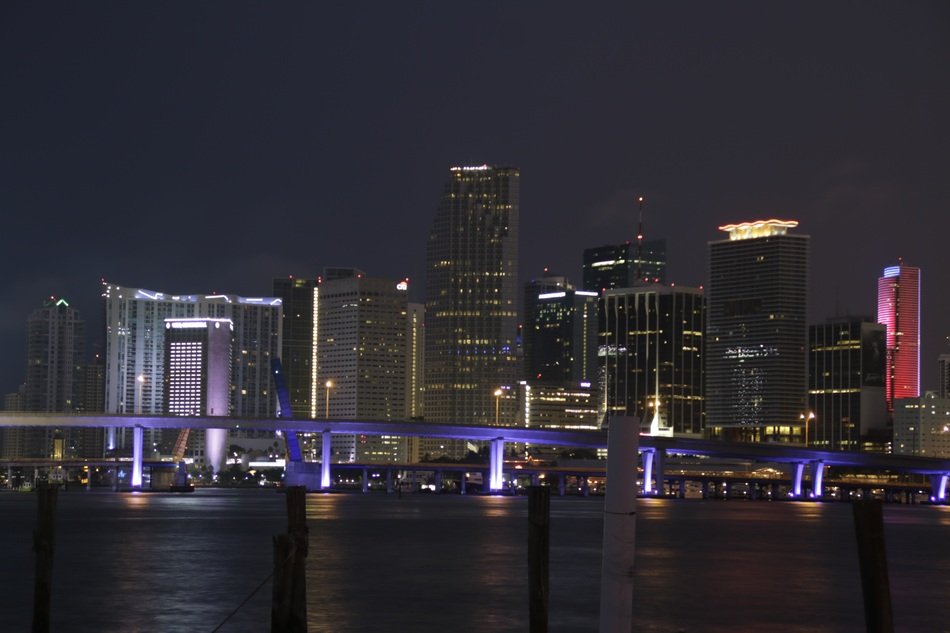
[2, 489, 948, 632]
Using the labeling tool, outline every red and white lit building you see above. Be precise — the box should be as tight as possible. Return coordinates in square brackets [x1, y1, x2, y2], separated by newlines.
[877, 262, 921, 414]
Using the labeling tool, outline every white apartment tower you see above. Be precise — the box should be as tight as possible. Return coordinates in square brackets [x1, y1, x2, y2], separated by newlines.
[314, 271, 410, 462]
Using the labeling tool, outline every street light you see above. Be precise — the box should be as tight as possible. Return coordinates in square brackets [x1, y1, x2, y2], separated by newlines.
[800, 412, 815, 446]
[325, 380, 333, 418]
[494, 389, 503, 425]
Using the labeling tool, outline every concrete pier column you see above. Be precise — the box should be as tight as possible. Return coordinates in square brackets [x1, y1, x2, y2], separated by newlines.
[111, 466, 118, 492]
[320, 430, 332, 490]
[362, 467, 369, 494]
[701, 480, 709, 499]
[489, 438, 505, 492]
[558, 475, 566, 497]
[582, 476, 590, 497]
[678, 477, 686, 499]
[789, 462, 805, 498]
[460, 472, 467, 495]
[531, 473, 540, 487]
[86, 467, 93, 491]
[131, 426, 144, 489]
[642, 450, 655, 495]
[653, 449, 666, 496]
[930, 474, 948, 503]
[810, 461, 825, 499]
[386, 468, 393, 494]
[435, 470, 442, 494]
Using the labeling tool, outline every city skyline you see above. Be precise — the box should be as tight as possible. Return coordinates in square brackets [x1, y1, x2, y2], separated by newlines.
[1, 3, 947, 393]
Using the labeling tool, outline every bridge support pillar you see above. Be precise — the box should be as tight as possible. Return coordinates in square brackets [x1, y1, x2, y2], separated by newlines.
[642, 450, 654, 495]
[489, 438, 505, 493]
[460, 472, 467, 495]
[386, 469, 393, 494]
[654, 449, 666, 496]
[931, 474, 948, 503]
[789, 462, 805, 498]
[131, 426, 144, 489]
[320, 430, 332, 490]
[677, 477, 686, 499]
[558, 475, 566, 497]
[581, 476, 590, 497]
[362, 467, 369, 494]
[435, 470, 442, 494]
[810, 461, 825, 499]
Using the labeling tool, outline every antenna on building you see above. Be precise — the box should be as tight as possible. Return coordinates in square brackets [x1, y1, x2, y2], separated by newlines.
[636, 196, 645, 283]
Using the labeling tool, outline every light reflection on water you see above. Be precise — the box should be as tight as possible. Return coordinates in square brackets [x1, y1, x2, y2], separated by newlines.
[1, 490, 947, 632]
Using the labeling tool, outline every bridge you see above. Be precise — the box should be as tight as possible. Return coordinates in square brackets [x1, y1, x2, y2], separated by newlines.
[1, 412, 948, 502]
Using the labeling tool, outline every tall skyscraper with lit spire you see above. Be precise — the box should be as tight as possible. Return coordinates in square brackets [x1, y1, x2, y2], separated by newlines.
[877, 261, 921, 413]
[424, 165, 519, 445]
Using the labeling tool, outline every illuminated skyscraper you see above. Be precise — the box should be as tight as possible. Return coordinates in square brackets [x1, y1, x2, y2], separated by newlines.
[601, 285, 705, 436]
[808, 317, 887, 450]
[424, 165, 519, 444]
[876, 262, 921, 413]
[102, 283, 282, 450]
[314, 270, 410, 462]
[272, 276, 317, 419]
[523, 273, 598, 383]
[582, 240, 667, 292]
[706, 219, 808, 440]
[163, 318, 232, 472]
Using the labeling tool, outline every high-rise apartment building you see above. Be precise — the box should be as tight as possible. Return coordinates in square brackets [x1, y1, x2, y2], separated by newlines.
[808, 317, 887, 450]
[877, 262, 921, 413]
[5, 298, 85, 458]
[273, 276, 317, 419]
[424, 165, 520, 440]
[706, 219, 808, 440]
[25, 297, 85, 413]
[524, 274, 598, 383]
[102, 283, 282, 451]
[582, 240, 667, 293]
[601, 285, 704, 436]
[315, 271, 410, 462]
[163, 318, 233, 472]
[893, 392, 950, 457]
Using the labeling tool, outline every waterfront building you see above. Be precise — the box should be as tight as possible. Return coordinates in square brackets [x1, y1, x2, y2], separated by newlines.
[315, 270, 410, 463]
[523, 273, 598, 383]
[272, 276, 317, 419]
[3, 298, 85, 459]
[808, 317, 887, 450]
[893, 393, 950, 457]
[424, 165, 519, 458]
[163, 317, 233, 472]
[102, 282, 282, 452]
[706, 219, 808, 441]
[582, 240, 667, 293]
[601, 284, 704, 436]
[877, 262, 921, 415]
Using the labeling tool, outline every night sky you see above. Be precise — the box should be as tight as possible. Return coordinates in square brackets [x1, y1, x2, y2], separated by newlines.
[1, 3, 948, 394]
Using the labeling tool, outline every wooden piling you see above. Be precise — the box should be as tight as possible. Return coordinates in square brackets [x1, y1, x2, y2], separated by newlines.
[852, 500, 894, 633]
[32, 485, 58, 633]
[273, 486, 308, 633]
[528, 485, 550, 633]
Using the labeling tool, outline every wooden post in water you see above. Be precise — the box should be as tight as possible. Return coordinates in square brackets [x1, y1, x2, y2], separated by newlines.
[32, 484, 58, 633]
[852, 500, 894, 633]
[272, 486, 308, 633]
[528, 485, 550, 633]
